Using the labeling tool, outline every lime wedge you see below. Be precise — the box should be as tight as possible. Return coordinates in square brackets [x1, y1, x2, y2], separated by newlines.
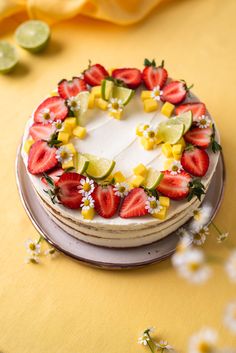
[159, 123, 185, 144]
[143, 169, 164, 190]
[0, 41, 18, 73]
[101, 79, 114, 101]
[112, 85, 135, 105]
[167, 111, 193, 133]
[84, 153, 115, 179]
[75, 91, 90, 120]
[15, 20, 50, 52]
[75, 154, 89, 174]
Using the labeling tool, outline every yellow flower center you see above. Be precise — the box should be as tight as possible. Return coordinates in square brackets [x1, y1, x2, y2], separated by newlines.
[148, 131, 155, 138]
[119, 186, 126, 193]
[200, 119, 207, 125]
[60, 151, 69, 159]
[193, 210, 201, 221]
[172, 165, 179, 172]
[43, 112, 51, 120]
[71, 100, 77, 108]
[29, 243, 36, 251]
[197, 342, 212, 353]
[83, 183, 91, 192]
[188, 262, 201, 272]
[154, 90, 160, 97]
[194, 233, 202, 241]
[84, 200, 90, 206]
[112, 102, 119, 110]
[150, 200, 157, 209]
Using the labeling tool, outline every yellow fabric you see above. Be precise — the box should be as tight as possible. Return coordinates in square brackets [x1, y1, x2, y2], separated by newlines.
[0, 0, 236, 352]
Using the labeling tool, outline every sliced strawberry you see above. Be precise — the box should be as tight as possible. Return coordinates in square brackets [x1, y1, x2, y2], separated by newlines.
[161, 81, 187, 104]
[29, 123, 56, 142]
[93, 185, 120, 218]
[57, 172, 84, 209]
[41, 167, 64, 187]
[181, 146, 209, 177]
[34, 96, 68, 123]
[58, 77, 87, 99]
[28, 140, 58, 175]
[175, 102, 206, 120]
[84, 63, 109, 86]
[142, 59, 168, 90]
[157, 171, 192, 200]
[112, 68, 142, 89]
[119, 188, 148, 218]
[184, 127, 212, 149]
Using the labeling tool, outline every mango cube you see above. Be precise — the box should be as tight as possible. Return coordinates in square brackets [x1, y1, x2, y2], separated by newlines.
[81, 207, 95, 220]
[91, 86, 102, 98]
[73, 126, 87, 139]
[141, 90, 152, 101]
[172, 144, 184, 160]
[176, 137, 186, 149]
[141, 137, 155, 150]
[159, 196, 170, 208]
[133, 163, 147, 178]
[109, 111, 123, 120]
[161, 102, 175, 117]
[50, 89, 58, 97]
[88, 93, 95, 109]
[162, 143, 173, 158]
[62, 159, 74, 170]
[164, 158, 174, 170]
[152, 206, 167, 220]
[113, 171, 126, 183]
[58, 131, 70, 144]
[155, 133, 163, 145]
[131, 175, 145, 188]
[143, 99, 159, 113]
[64, 117, 77, 130]
[96, 98, 108, 111]
[136, 124, 149, 137]
[24, 138, 34, 154]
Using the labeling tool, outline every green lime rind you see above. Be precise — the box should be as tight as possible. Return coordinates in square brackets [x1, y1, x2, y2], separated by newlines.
[75, 154, 90, 174]
[112, 85, 135, 105]
[83, 153, 116, 180]
[15, 20, 50, 52]
[0, 41, 18, 73]
[167, 111, 193, 134]
[101, 79, 114, 101]
[159, 123, 185, 144]
[143, 169, 164, 190]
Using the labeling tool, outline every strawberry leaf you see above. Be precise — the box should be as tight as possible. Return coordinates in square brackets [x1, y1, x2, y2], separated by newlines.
[211, 124, 222, 153]
[43, 172, 59, 204]
[144, 58, 156, 67]
[188, 179, 205, 201]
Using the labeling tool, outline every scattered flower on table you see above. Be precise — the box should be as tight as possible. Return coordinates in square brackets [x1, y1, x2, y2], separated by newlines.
[217, 232, 229, 243]
[224, 301, 236, 334]
[225, 250, 236, 283]
[25, 238, 41, 255]
[188, 327, 218, 353]
[156, 340, 173, 352]
[191, 226, 209, 246]
[189, 204, 212, 232]
[25, 254, 40, 264]
[172, 231, 192, 266]
[44, 247, 58, 259]
[138, 332, 150, 346]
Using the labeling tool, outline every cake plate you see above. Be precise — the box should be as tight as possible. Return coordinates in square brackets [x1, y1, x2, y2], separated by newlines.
[16, 149, 225, 270]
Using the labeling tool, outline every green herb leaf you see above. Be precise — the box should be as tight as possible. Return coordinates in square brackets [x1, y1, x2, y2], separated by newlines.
[42, 172, 55, 188]
[144, 58, 156, 67]
[211, 123, 222, 153]
[188, 179, 205, 201]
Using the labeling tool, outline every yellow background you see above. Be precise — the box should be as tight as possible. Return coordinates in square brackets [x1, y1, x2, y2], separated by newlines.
[0, 0, 236, 352]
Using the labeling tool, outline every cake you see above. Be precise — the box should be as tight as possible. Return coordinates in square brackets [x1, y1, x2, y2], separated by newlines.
[21, 60, 221, 248]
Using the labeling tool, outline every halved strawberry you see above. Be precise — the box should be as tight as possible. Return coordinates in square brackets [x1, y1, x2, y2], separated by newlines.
[34, 96, 68, 123]
[175, 102, 206, 120]
[184, 127, 212, 149]
[58, 77, 87, 99]
[142, 59, 168, 90]
[157, 171, 192, 200]
[112, 68, 142, 89]
[57, 172, 84, 209]
[119, 188, 148, 218]
[41, 167, 64, 187]
[181, 146, 209, 177]
[84, 63, 109, 86]
[162, 81, 188, 104]
[93, 185, 120, 218]
[29, 123, 56, 142]
[28, 140, 58, 175]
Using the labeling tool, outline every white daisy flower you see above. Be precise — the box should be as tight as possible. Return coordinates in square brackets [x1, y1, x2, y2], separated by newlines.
[44, 247, 58, 258]
[67, 95, 81, 112]
[176, 229, 193, 252]
[108, 97, 124, 113]
[169, 160, 183, 175]
[138, 333, 150, 346]
[78, 177, 95, 196]
[191, 226, 209, 246]
[52, 119, 63, 131]
[145, 196, 162, 215]
[151, 85, 163, 101]
[143, 126, 157, 141]
[224, 301, 236, 334]
[137, 123, 150, 135]
[195, 115, 211, 129]
[189, 204, 212, 232]
[25, 239, 41, 255]
[144, 327, 155, 334]
[80, 195, 95, 210]
[217, 232, 229, 243]
[188, 327, 218, 353]
[38, 108, 55, 124]
[56, 146, 73, 164]
[25, 254, 40, 264]
[156, 340, 173, 351]
[225, 250, 236, 283]
[114, 182, 130, 197]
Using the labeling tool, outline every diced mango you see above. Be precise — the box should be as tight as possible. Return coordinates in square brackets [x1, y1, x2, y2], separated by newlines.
[159, 196, 170, 208]
[58, 131, 70, 144]
[88, 93, 95, 109]
[176, 137, 186, 149]
[162, 143, 173, 158]
[173, 153, 182, 161]
[109, 111, 123, 120]
[62, 159, 74, 170]
[113, 171, 126, 183]
[141, 90, 152, 101]
[63, 143, 76, 154]
[164, 158, 174, 170]
[155, 133, 163, 145]
[24, 138, 34, 154]
[136, 124, 149, 137]
[50, 89, 58, 97]
[152, 206, 167, 220]
[161, 102, 175, 117]
[96, 98, 108, 111]
[141, 137, 155, 150]
[172, 144, 183, 155]
[81, 207, 95, 220]
[143, 99, 159, 113]
[91, 86, 102, 98]
[131, 175, 145, 188]
[133, 163, 147, 178]
[73, 126, 87, 139]
[64, 117, 77, 130]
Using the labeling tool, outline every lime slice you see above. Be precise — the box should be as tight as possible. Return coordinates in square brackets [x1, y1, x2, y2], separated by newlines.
[112, 85, 135, 105]
[84, 153, 115, 179]
[143, 169, 164, 190]
[15, 20, 50, 52]
[0, 41, 18, 73]
[167, 111, 193, 133]
[159, 123, 185, 144]
[101, 79, 114, 101]
[75, 154, 89, 174]
[75, 91, 90, 120]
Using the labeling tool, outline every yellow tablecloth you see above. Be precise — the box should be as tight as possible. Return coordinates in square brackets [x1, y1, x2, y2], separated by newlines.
[0, 1, 236, 352]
